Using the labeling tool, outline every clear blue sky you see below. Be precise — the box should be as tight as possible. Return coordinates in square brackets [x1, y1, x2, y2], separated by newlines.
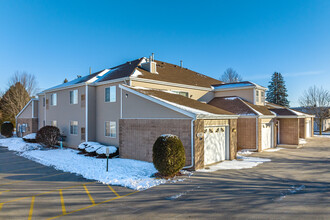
[1, 0, 329, 106]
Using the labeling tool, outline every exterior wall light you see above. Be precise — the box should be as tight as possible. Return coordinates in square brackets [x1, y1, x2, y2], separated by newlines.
[232, 128, 237, 132]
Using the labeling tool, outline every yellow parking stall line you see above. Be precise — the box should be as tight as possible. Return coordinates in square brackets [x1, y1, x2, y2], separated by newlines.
[83, 184, 95, 205]
[28, 196, 35, 220]
[59, 189, 67, 215]
[0, 190, 10, 194]
[0, 172, 66, 186]
[0, 203, 3, 211]
[47, 191, 139, 220]
[1, 181, 97, 205]
[107, 185, 120, 197]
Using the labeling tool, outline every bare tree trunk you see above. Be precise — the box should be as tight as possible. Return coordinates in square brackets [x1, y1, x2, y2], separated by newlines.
[319, 118, 323, 135]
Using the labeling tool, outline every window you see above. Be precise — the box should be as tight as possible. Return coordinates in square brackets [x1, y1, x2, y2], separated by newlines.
[43, 97, 45, 107]
[172, 91, 189, 98]
[51, 93, 57, 106]
[256, 90, 260, 102]
[105, 121, 116, 138]
[70, 121, 78, 135]
[70, 90, 78, 104]
[105, 86, 116, 102]
[261, 91, 265, 103]
[51, 120, 57, 127]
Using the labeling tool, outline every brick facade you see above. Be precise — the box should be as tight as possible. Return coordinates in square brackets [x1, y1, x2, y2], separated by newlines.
[16, 118, 38, 137]
[278, 118, 299, 145]
[193, 119, 204, 170]
[229, 119, 238, 159]
[299, 118, 306, 139]
[237, 118, 257, 151]
[119, 119, 192, 166]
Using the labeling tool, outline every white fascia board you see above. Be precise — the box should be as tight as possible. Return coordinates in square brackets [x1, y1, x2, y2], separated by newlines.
[259, 115, 276, 119]
[196, 114, 238, 120]
[214, 86, 255, 92]
[275, 116, 305, 119]
[119, 85, 196, 119]
[92, 77, 130, 86]
[130, 77, 212, 91]
[16, 98, 38, 119]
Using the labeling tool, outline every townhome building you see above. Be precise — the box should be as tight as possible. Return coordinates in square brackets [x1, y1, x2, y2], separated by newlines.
[16, 55, 314, 170]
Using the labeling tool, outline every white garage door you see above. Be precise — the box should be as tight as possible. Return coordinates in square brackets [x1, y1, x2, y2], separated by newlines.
[306, 120, 311, 138]
[204, 126, 229, 165]
[261, 122, 273, 151]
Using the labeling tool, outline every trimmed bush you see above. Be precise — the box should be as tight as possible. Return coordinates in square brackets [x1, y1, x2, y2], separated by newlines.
[1, 122, 14, 138]
[152, 134, 186, 177]
[36, 126, 60, 147]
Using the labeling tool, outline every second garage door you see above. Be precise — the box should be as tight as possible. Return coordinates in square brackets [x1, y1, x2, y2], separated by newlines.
[306, 119, 311, 138]
[204, 126, 229, 165]
[261, 122, 273, 151]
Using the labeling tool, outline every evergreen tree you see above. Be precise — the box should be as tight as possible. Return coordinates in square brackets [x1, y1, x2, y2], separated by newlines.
[63, 78, 68, 83]
[0, 83, 30, 125]
[266, 72, 290, 107]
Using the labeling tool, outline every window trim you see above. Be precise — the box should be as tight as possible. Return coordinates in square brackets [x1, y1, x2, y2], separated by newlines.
[105, 121, 116, 138]
[70, 89, 79, 105]
[70, 121, 78, 135]
[104, 86, 116, 103]
[172, 90, 189, 98]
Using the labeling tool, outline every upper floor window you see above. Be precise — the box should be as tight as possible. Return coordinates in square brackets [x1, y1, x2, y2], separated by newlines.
[70, 121, 78, 135]
[70, 90, 78, 104]
[105, 86, 116, 102]
[51, 93, 57, 106]
[261, 91, 265, 103]
[172, 91, 189, 98]
[256, 90, 259, 103]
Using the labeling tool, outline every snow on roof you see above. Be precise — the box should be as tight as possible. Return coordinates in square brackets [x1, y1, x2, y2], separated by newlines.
[131, 69, 143, 78]
[213, 81, 266, 90]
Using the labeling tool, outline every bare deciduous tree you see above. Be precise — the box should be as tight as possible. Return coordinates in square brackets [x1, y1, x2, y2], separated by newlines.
[220, 68, 243, 83]
[299, 86, 330, 135]
[8, 71, 39, 97]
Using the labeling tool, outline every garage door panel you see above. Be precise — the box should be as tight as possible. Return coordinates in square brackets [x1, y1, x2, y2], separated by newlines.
[261, 123, 273, 151]
[204, 126, 228, 165]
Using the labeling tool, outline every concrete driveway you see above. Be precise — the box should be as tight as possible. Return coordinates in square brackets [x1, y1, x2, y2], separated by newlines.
[0, 137, 329, 219]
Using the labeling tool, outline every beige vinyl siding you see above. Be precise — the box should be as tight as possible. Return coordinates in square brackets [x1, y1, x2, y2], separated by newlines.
[95, 82, 122, 147]
[18, 101, 33, 118]
[131, 80, 210, 100]
[121, 89, 191, 119]
[38, 95, 45, 129]
[87, 86, 96, 141]
[45, 86, 86, 148]
[214, 88, 255, 104]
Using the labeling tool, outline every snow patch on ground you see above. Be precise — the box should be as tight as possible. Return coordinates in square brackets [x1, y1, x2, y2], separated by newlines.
[23, 133, 36, 140]
[96, 146, 117, 155]
[238, 150, 255, 155]
[0, 138, 165, 190]
[264, 148, 284, 152]
[299, 139, 307, 144]
[274, 185, 306, 201]
[198, 154, 271, 172]
[165, 186, 200, 200]
[314, 134, 330, 138]
[0, 138, 41, 152]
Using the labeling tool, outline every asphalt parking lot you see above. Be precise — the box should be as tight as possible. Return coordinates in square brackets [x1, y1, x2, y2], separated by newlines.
[0, 136, 329, 219]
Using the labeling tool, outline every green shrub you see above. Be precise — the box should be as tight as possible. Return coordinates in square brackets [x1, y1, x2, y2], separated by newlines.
[1, 122, 14, 138]
[36, 126, 60, 147]
[152, 135, 186, 177]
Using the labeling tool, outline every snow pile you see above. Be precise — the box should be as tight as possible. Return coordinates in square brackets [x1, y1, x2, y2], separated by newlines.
[23, 133, 36, 140]
[264, 148, 284, 152]
[238, 150, 254, 155]
[0, 138, 41, 152]
[299, 139, 307, 144]
[198, 153, 270, 172]
[85, 144, 102, 153]
[21, 149, 164, 190]
[274, 185, 305, 201]
[160, 134, 178, 138]
[96, 146, 117, 155]
[0, 138, 164, 190]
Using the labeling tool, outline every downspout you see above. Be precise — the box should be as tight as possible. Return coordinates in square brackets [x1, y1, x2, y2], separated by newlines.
[85, 84, 89, 142]
[183, 118, 195, 169]
[256, 117, 259, 151]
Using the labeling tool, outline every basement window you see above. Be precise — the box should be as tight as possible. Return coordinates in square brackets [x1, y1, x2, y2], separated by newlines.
[105, 121, 116, 138]
[172, 91, 189, 98]
[70, 121, 78, 135]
